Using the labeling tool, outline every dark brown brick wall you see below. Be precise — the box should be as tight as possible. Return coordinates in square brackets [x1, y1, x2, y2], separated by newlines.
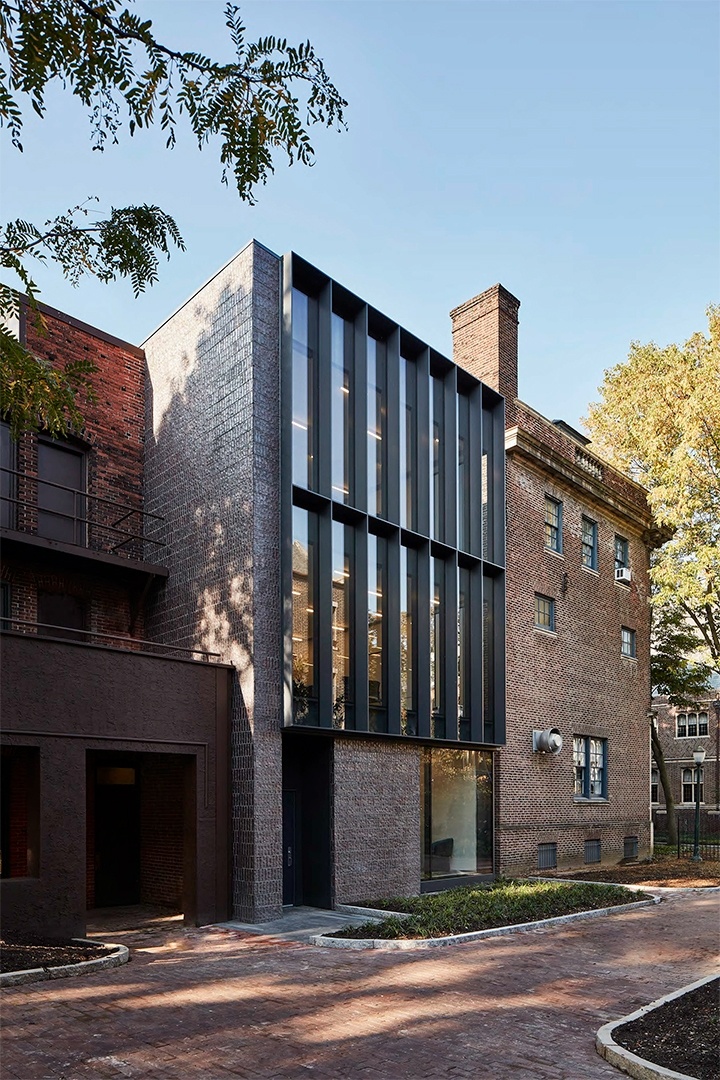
[333, 738, 422, 903]
[651, 696, 720, 826]
[140, 757, 185, 907]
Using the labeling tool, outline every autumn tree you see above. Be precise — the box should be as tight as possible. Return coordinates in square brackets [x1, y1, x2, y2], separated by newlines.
[0, 0, 346, 436]
[585, 309, 719, 842]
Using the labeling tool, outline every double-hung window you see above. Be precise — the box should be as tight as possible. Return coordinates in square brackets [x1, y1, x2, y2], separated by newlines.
[621, 626, 636, 659]
[614, 535, 629, 571]
[581, 516, 598, 570]
[574, 735, 607, 799]
[651, 768, 659, 804]
[534, 593, 555, 632]
[544, 497, 562, 553]
[682, 767, 703, 804]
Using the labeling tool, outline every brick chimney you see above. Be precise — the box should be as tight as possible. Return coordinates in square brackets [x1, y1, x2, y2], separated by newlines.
[450, 284, 520, 414]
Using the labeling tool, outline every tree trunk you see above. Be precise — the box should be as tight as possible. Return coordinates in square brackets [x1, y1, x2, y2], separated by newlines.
[651, 721, 677, 847]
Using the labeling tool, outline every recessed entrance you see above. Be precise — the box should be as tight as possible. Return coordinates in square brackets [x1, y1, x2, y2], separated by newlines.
[87, 751, 194, 916]
[282, 734, 332, 908]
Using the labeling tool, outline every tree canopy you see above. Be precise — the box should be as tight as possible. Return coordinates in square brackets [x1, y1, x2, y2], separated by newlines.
[0, 0, 346, 437]
[585, 307, 720, 686]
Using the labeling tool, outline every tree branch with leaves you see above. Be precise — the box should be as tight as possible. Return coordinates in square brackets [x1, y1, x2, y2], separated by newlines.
[0, 0, 346, 436]
[585, 309, 719, 841]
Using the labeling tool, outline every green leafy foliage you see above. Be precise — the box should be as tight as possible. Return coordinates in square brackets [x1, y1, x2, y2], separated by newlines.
[585, 309, 720, 679]
[333, 880, 645, 939]
[0, 0, 346, 199]
[651, 606, 712, 707]
[0, 1, 346, 435]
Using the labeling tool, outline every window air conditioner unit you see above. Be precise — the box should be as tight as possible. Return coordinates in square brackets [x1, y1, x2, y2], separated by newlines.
[615, 567, 632, 584]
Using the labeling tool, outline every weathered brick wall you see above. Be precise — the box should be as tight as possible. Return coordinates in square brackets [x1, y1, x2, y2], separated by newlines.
[450, 282, 655, 874]
[24, 305, 146, 512]
[333, 737, 421, 903]
[4, 307, 149, 640]
[498, 441, 653, 873]
[140, 756, 185, 907]
[143, 240, 284, 921]
[1, 562, 144, 641]
[450, 285, 519, 404]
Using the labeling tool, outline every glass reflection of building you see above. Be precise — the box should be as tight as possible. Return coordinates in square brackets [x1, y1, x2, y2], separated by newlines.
[284, 255, 505, 882]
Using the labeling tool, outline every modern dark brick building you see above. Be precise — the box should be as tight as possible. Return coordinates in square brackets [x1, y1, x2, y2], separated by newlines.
[1, 241, 659, 936]
[0, 302, 231, 939]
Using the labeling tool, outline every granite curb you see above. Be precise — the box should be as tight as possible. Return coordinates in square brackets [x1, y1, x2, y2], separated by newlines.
[0, 939, 129, 988]
[312, 894, 661, 950]
[595, 972, 718, 1080]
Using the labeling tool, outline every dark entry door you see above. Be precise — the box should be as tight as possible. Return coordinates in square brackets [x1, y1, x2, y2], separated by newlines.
[282, 735, 332, 909]
[94, 766, 141, 907]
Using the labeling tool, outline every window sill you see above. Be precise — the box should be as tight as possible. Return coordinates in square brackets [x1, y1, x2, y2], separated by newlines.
[544, 548, 564, 560]
[580, 565, 599, 576]
[621, 654, 638, 662]
[533, 626, 557, 637]
[573, 797, 609, 804]
[614, 579, 631, 588]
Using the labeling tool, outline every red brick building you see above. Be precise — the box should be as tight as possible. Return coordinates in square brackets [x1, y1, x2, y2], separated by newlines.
[1, 300, 231, 939]
[451, 286, 658, 874]
[651, 694, 720, 838]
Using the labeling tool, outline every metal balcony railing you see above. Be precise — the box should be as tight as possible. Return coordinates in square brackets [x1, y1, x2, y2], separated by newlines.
[0, 617, 219, 662]
[1, 466, 166, 562]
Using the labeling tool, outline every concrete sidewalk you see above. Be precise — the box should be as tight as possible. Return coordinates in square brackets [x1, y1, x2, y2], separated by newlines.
[2, 891, 718, 1079]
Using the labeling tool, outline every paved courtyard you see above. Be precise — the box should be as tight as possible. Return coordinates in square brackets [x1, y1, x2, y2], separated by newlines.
[2, 891, 718, 1079]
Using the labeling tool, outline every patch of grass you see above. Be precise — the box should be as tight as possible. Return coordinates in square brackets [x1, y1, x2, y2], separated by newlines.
[333, 879, 646, 940]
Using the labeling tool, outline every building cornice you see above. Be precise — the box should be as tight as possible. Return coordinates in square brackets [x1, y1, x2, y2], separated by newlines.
[505, 425, 666, 544]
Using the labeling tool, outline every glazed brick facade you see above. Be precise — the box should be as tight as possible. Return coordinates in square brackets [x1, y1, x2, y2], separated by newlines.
[451, 288, 656, 875]
[333, 738, 421, 903]
[143, 240, 284, 922]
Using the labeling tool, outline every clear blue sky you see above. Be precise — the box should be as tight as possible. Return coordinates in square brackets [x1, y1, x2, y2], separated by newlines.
[3, 0, 718, 428]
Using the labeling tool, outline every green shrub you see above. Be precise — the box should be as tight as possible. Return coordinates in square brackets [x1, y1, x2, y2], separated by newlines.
[334, 879, 646, 940]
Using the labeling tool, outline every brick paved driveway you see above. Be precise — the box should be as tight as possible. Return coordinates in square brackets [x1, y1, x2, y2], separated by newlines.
[2, 891, 718, 1079]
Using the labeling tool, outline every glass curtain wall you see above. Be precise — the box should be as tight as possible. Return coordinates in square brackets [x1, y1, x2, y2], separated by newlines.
[399, 355, 417, 530]
[457, 394, 471, 553]
[431, 377, 445, 541]
[287, 267, 504, 749]
[367, 337, 387, 518]
[292, 506, 318, 724]
[368, 533, 386, 732]
[400, 545, 417, 736]
[430, 556, 445, 739]
[421, 748, 493, 879]
[331, 520, 354, 729]
[292, 289, 318, 490]
[331, 313, 353, 504]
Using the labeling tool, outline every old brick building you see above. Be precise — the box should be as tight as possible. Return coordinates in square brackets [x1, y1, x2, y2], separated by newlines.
[651, 694, 720, 837]
[1, 301, 231, 939]
[451, 286, 658, 874]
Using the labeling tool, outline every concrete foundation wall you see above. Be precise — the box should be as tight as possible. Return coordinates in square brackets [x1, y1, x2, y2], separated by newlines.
[333, 738, 422, 903]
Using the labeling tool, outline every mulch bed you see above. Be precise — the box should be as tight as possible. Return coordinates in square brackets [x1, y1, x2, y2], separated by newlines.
[613, 977, 719, 1080]
[536, 857, 720, 889]
[0, 938, 114, 974]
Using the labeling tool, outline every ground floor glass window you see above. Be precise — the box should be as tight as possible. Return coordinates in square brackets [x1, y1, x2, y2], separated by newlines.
[421, 747, 493, 879]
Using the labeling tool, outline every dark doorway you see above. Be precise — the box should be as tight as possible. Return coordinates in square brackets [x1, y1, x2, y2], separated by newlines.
[94, 763, 141, 907]
[282, 734, 332, 909]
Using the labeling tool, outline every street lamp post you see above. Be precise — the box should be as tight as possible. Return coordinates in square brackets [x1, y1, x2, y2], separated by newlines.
[692, 748, 706, 862]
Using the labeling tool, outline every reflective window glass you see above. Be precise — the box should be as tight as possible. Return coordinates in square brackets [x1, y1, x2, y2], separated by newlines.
[368, 533, 386, 731]
[291, 290, 318, 490]
[292, 506, 318, 724]
[332, 520, 354, 729]
[331, 314, 353, 504]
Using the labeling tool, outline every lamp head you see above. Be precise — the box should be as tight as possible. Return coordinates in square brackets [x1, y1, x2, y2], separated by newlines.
[693, 748, 706, 766]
